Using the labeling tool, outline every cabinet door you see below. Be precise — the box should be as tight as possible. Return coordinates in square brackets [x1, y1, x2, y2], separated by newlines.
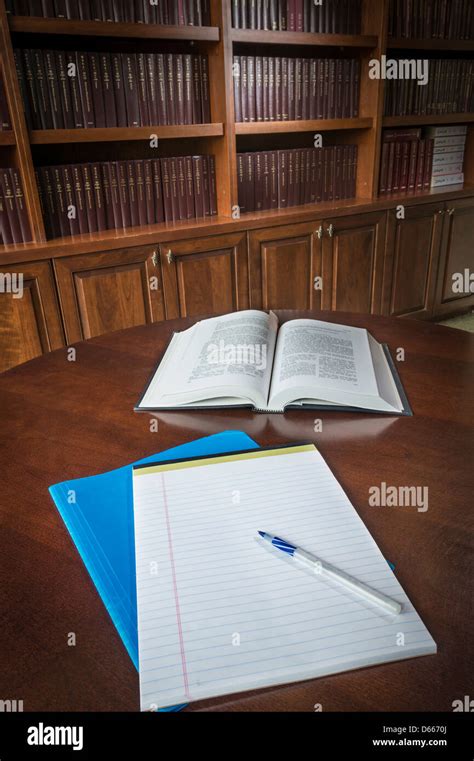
[321, 211, 387, 314]
[433, 199, 474, 317]
[248, 221, 323, 310]
[54, 246, 165, 343]
[160, 232, 249, 319]
[0, 260, 64, 373]
[383, 203, 443, 319]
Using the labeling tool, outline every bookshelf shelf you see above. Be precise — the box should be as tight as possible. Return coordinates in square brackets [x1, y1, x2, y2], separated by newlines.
[388, 37, 474, 52]
[29, 124, 225, 145]
[383, 114, 474, 128]
[0, 131, 15, 145]
[9, 16, 221, 42]
[231, 29, 378, 48]
[236, 118, 373, 135]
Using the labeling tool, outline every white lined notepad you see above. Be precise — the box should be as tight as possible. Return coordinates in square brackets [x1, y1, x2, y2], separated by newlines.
[132, 444, 436, 709]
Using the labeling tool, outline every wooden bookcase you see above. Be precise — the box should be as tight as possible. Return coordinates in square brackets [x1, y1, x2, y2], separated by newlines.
[0, 0, 473, 373]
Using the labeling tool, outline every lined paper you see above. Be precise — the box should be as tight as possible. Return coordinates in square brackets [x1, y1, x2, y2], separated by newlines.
[132, 445, 436, 709]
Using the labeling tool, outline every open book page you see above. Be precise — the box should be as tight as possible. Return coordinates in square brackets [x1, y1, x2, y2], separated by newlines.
[138, 310, 278, 410]
[267, 319, 401, 412]
[132, 444, 436, 709]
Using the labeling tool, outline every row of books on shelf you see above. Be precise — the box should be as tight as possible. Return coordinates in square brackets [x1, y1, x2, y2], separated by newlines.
[6, 0, 211, 25]
[384, 59, 473, 117]
[388, 0, 473, 40]
[0, 168, 32, 245]
[231, 0, 361, 33]
[36, 155, 217, 240]
[379, 125, 467, 195]
[15, 49, 211, 130]
[237, 145, 357, 213]
[0, 78, 11, 130]
[233, 56, 359, 123]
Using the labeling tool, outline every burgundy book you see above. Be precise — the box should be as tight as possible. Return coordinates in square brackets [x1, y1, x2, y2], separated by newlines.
[322, 58, 329, 119]
[247, 56, 255, 122]
[89, 53, 106, 128]
[100, 163, 115, 231]
[269, 150, 278, 208]
[136, 53, 150, 126]
[392, 141, 402, 192]
[255, 57, 263, 122]
[208, 155, 217, 216]
[40, 166, 61, 238]
[309, 148, 317, 203]
[41, 1, 56, 16]
[407, 140, 419, 192]
[43, 50, 62, 128]
[183, 155, 194, 219]
[302, 58, 310, 121]
[161, 158, 174, 222]
[71, 164, 89, 234]
[201, 155, 211, 216]
[53, 1, 67, 18]
[143, 160, 155, 225]
[33, 50, 53, 129]
[62, 165, 80, 236]
[399, 141, 410, 192]
[144, 54, 158, 126]
[277, 150, 288, 207]
[334, 145, 343, 201]
[81, 163, 98, 232]
[295, 0, 303, 31]
[245, 152, 255, 212]
[169, 157, 181, 221]
[175, 55, 185, 126]
[123, 54, 140, 127]
[55, 51, 75, 129]
[191, 55, 202, 124]
[261, 151, 270, 210]
[20, 50, 40, 128]
[156, 54, 168, 125]
[335, 59, 343, 119]
[288, 0, 296, 31]
[268, 56, 275, 121]
[108, 162, 123, 228]
[164, 54, 176, 125]
[183, 54, 193, 125]
[287, 149, 295, 206]
[342, 59, 351, 118]
[237, 153, 246, 214]
[233, 55, 242, 122]
[274, 57, 282, 121]
[327, 59, 336, 119]
[386, 142, 395, 193]
[287, 58, 295, 120]
[350, 145, 357, 197]
[240, 57, 249, 122]
[10, 169, 32, 242]
[151, 159, 164, 224]
[52, 165, 70, 237]
[294, 58, 303, 120]
[98, 53, 117, 128]
[175, 157, 187, 220]
[91, 162, 107, 231]
[254, 151, 263, 211]
[126, 161, 139, 227]
[200, 56, 211, 122]
[76, 51, 95, 128]
[315, 148, 323, 202]
[0, 174, 13, 244]
[65, 52, 83, 128]
[117, 161, 131, 228]
[134, 160, 147, 227]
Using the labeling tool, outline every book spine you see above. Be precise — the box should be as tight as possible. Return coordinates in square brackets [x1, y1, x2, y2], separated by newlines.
[175, 157, 186, 220]
[98, 53, 117, 128]
[52, 164, 70, 237]
[151, 159, 165, 223]
[77, 51, 95, 128]
[233, 55, 242, 122]
[161, 157, 173, 222]
[123, 53, 140, 127]
[117, 161, 131, 228]
[169, 157, 180, 221]
[183, 54, 193, 125]
[89, 52, 106, 128]
[423, 138, 434, 188]
[107, 162, 122, 228]
[247, 56, 255, 122]
[126, 160, 139, 227]
[91, 162, 107, 231]
[72, 163, 89, 233]
[43, 49, 62, 128]
[81, 163, 98, 232]
[136, 53, 150, 126]
[40, 166, 61, 238]
[175, 55, 185, 126]
[277, 150, 287, 207]
[62, 164, 80, 236]
[99, 163, 114, 231]
[184, 155, 195, 219]
[208, 155, 217, 216]
[379, 141, 389, 195]
[65, 52, 84, 128]
[255, 56, 263, 122]
[407, 139, 418, 191]
[200, 56, 211, 122]
[156, 54, 168, 125]
[33, 50, 53, 129]
[134, 160, 147, 227]
[55, 51, 75, 129]
[143, 160, 155, 225]
[164, 54, 176, 124]
[10, 169, 32, 242]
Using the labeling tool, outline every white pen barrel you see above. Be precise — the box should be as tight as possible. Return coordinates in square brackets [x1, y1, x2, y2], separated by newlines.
[294, 549, 402, 615]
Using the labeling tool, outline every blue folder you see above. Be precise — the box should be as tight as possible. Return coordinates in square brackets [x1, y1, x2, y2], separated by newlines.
[49, 431, 259, 707]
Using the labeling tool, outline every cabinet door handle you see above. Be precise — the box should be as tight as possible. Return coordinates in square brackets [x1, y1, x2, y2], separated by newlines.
[166, 249, 174, 264]
[151, 250, 159, 267]
[447, 208, 455, 216]
[437, 209, 445, 215]
[327, 224, 335, 238]
[316, 225, 323, 239]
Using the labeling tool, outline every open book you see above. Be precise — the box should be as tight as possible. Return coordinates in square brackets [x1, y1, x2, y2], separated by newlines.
[135, 310, 412, 415]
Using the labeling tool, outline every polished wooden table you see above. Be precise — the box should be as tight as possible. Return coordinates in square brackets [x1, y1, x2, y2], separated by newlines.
[1, 311, 473, 712]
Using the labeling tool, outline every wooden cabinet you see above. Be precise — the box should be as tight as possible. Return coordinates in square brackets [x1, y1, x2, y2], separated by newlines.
[433, 199, 474, 317]
[54, 246, 165, 343]
[321, 210, 387, 314]
[383, 202, 444, 319]
[160, 232, 249, 319]
[248, 221, 323, 310]
[0, 260, 64, 373]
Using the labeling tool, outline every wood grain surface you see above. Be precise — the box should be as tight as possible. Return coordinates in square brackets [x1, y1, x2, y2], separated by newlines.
[0, 311, 472, 712]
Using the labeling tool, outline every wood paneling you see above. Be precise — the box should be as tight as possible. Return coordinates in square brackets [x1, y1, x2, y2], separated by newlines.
[248, 222, 323, 311]
[160, 232, 249, 318]
[383, 203, 444, 318]
[434, 199, 474, 317]
[322, 210, 386, 313]
[0, 260, 64, 372]
[54, 246, 165, 343]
